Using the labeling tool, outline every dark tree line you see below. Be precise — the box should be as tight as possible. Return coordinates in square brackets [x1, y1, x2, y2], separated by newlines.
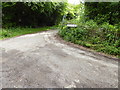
[2, 2, 67, 28]
[84, 2, 120, 25]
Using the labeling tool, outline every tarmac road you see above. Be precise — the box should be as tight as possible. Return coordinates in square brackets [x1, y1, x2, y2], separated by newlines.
[0, 30, 118, 88]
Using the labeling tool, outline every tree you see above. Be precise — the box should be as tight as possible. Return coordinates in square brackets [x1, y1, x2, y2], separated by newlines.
[84, 2, 120, 25]
[2, 2, 67, 28]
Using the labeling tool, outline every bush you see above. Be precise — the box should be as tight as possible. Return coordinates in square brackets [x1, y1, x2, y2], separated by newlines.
[59, 20, 120, 57]
[1, 29, 11, 38]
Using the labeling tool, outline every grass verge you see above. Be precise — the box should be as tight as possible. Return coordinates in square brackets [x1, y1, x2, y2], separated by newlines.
[0, 26, 58, 40]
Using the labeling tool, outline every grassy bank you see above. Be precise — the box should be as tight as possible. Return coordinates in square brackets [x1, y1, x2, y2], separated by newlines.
[0, 26, 58, 40]
[59, 20, 120, 58]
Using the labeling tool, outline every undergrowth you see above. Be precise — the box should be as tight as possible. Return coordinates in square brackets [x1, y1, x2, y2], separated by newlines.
[59, 20, 120, 58]
[0, 26, 58, 40]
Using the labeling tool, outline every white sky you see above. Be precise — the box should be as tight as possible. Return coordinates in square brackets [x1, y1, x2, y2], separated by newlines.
[68, 0, 84, 4]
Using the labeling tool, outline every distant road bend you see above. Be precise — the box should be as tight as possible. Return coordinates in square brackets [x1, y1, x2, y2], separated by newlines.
[0, 30, 118, 88]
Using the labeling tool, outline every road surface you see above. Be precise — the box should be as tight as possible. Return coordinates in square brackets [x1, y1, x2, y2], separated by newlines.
[0, 30, 118, 88]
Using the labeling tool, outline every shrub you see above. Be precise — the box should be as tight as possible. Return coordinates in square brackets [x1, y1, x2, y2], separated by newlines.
[59, 20, 120, 57]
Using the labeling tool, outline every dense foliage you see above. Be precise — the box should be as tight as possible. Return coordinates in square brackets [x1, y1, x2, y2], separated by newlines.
[85, 2, 120, 25]
[59, 2, 120, 57]
[2, 2, 67, 28]
[59, 20, 120, 57]
[1, 2, 120, 57]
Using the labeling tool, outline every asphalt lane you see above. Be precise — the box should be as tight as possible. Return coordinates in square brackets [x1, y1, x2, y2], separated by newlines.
[0, 30, 118, 88]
